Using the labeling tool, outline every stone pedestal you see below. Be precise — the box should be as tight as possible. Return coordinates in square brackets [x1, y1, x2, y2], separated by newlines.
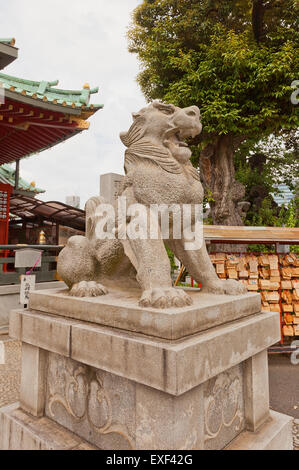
[0, 287, 293, 450]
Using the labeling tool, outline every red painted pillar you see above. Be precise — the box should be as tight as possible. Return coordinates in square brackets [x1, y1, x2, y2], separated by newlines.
[0, 184, 12, 272]
[0, 183, 12, 244]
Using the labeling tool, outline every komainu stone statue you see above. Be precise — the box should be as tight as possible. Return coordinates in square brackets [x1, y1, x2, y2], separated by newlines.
[58, 101, 247, 308]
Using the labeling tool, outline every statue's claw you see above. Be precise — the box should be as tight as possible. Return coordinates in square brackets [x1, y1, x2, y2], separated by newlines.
[139, 287, 192, 309]
[201, 279, 247, 295]
[70, 281, 108, 298]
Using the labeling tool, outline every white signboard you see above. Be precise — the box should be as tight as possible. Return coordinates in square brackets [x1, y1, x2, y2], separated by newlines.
[0, 342, 4, 365]
[15, 249, 42, 268]
[20, 275, 36, 305]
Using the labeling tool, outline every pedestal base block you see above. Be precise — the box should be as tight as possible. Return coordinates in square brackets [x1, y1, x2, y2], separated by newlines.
[226, 410, 293, 450]
[0, 288, 294, 450]
[0, 403, 97, 450]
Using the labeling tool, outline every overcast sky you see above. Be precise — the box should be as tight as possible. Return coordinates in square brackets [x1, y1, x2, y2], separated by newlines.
[1, 0, 145, 207]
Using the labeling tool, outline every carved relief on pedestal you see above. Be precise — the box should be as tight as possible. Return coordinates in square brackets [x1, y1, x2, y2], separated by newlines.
[46, 354, 135, 449]
[204, 365, 245, 449]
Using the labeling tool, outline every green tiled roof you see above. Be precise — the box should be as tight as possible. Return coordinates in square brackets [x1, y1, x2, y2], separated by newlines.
[0, 163, 45, 193]
[0, 38, 16, 46]
[0, 72, 103, 110]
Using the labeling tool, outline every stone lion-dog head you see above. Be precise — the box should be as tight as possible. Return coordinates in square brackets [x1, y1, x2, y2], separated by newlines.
[120, 101, 202, 178]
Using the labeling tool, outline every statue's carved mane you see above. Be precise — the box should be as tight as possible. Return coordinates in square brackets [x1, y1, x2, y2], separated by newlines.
[120, 101, 200, 181]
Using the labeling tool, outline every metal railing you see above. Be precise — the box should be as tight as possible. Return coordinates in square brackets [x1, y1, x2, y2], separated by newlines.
[0, 245, 64, 285]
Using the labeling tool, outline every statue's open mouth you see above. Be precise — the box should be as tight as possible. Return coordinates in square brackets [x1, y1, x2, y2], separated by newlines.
[165, 127, 190, 148]
[174, 132, 189, 147]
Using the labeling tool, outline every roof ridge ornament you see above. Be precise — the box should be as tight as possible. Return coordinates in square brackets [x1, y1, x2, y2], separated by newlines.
[0, 38, 16, 47]
[37, 80, 59, 95]
[0, 72, 102, 109]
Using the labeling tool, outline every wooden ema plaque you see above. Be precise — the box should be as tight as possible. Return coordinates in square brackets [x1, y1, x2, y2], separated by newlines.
[0, 184, 12, 244]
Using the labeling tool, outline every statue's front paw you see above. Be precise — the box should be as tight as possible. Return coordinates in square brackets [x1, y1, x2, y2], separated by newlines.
[201, 279, 247, 295]
[70, 281, 108, 298]
[139, 287, 193, 309]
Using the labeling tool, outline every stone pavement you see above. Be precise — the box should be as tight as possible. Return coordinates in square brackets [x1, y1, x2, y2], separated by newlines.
[0, 337, 297, 450]
[0, 336, 21, 409]
[268, 354, 299, 450]
[293, 420, 299, 451]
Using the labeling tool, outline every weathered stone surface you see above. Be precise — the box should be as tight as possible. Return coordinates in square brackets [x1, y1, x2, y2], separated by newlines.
[9, 310, 22, 340]
[0, 281, 65, 327]
[10, 309, 75, 357]
[226, 410, 293, 450]
[244, 350, 270, 432]
[171, 311, 280, 395]
[71, 311, 280, 395]
[44, 352, 246, 450]
[2, 288, 292, 450]
[45, 353, 135, 450]
[100, 173, 124, 204]
[0, 86, 293, 449]
[29, 287, 261, 340]
[71, 321, 178, 394]
[57, 101, 248, 308]
[8, 308, 280, 396]
[20, 344, 47, 417]
[204, 364, 245, 450]
[0, 403, 97, 450]
[135, 382, 204, 450]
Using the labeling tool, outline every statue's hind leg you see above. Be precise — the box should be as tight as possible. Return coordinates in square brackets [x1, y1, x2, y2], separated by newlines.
[57, 235, 108, 297]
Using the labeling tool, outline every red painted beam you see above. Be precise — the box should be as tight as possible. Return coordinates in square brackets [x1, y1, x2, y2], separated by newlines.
[0, 137, 40, 157]
[0, 123, 73, 148]
[0, 122, 78, 165]
[34, 126, 69, 139]
[9, 129, 55, 149]
[2, 98, 68, 120]
[29, 120, 78, 131]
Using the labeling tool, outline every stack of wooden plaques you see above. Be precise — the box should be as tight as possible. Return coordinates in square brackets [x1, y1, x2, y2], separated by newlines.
[258, 254, 280, 314]
[280, 253, 299, 337]
[210, 252, 299, 337]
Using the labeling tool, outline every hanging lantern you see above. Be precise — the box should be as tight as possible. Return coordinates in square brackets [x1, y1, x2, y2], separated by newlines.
[39, 230, 46, 245]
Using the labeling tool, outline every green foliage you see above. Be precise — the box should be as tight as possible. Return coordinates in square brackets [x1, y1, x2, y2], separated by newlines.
[235, 132, 299, 228]
[281, 195, 299, 228]
[165, 243, 177, 270]
[246, 197, 299, 253]
[246, 197, 298, 228]
[249, 197, 278, 226]
[202, 188, 215, 224]
[128, 0, 299, 141]
[235, 131, 299, 191]
[128, 0, 299, 231]
[245, 193, 299, 252]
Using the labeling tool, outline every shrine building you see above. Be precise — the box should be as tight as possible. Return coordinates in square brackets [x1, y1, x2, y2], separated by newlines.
[0, 37, 102, 245]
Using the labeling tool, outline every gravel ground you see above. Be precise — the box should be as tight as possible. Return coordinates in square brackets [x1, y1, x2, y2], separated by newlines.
[0, 338, 297, 449]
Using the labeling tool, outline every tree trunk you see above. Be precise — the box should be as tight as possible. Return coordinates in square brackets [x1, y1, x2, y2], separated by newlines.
[200, 135, 246, 252]
[252, 0, 266, 43]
